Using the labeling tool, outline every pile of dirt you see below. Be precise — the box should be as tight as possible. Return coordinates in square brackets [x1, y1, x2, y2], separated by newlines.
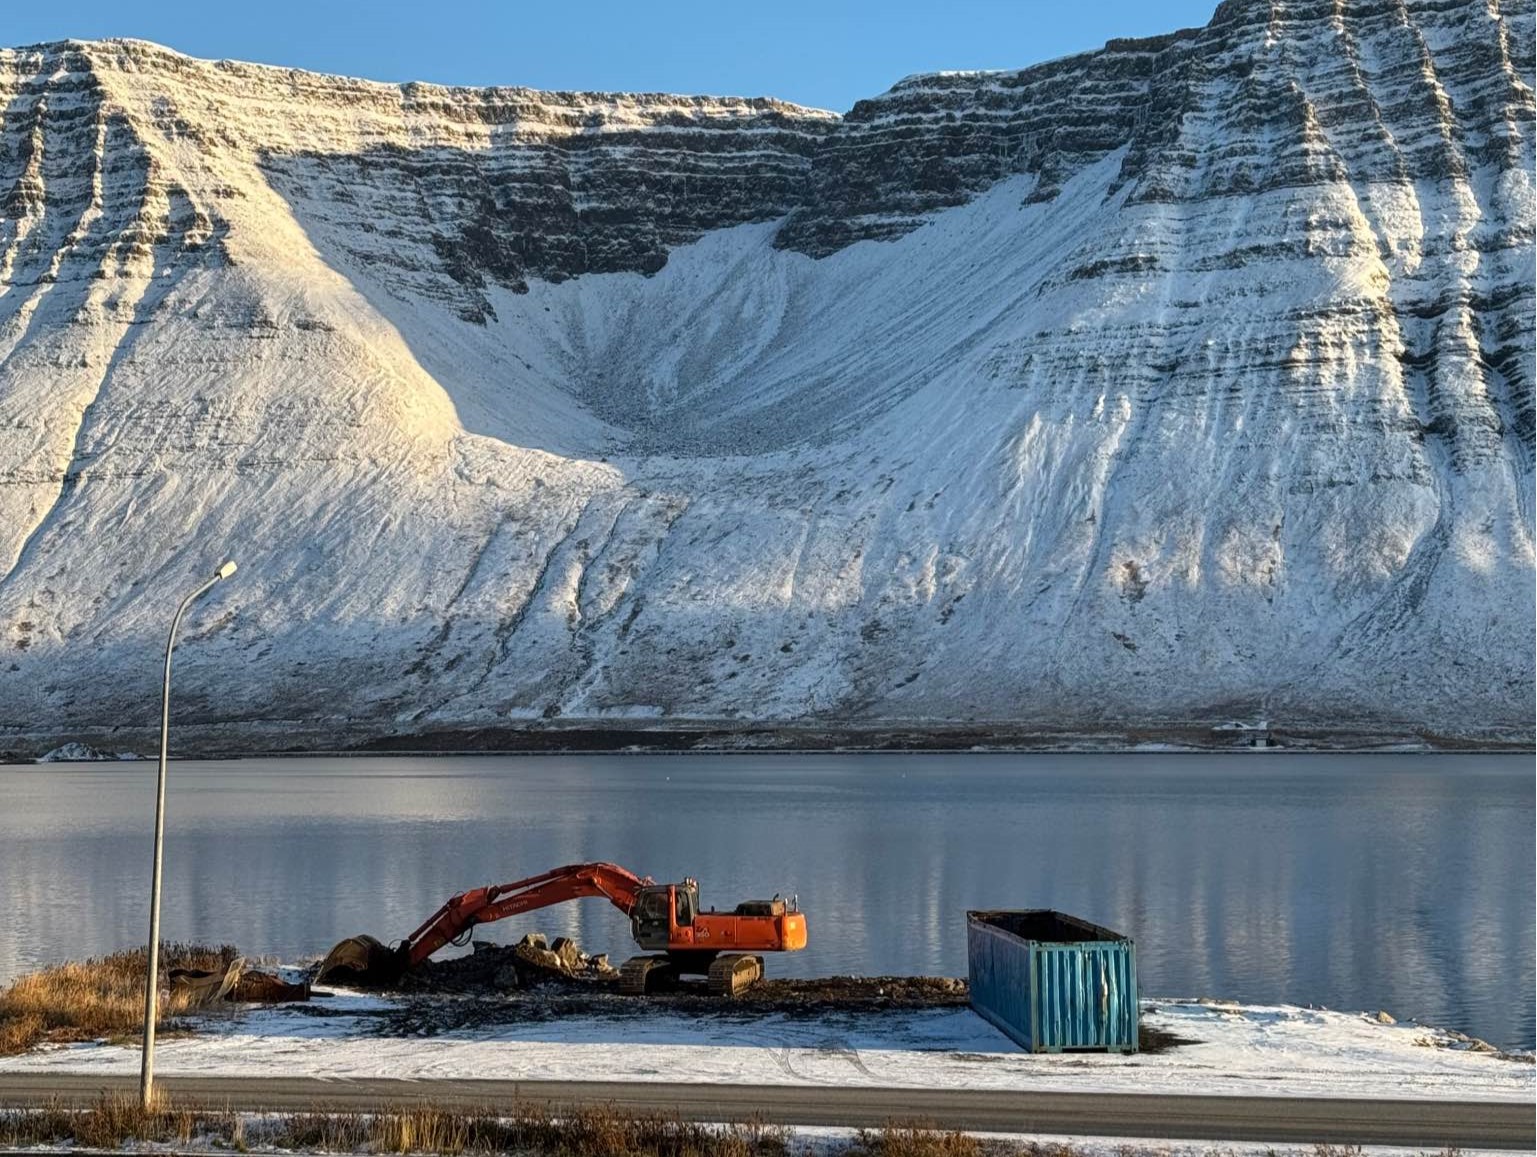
[384, 932, 973, 1015]
[737, 975, 969, 1009]
[397, 936, 616, 995]
[372, 978, 974, 1038]
[394, 939, 969, 1012]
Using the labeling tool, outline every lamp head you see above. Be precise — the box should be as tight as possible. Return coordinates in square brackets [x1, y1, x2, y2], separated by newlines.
[215, 561, 237, 580]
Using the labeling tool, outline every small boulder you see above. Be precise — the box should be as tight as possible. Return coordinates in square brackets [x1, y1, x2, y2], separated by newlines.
[1374, 1010, 1396, 1024]
[513, 941, 565, 975]
[550, 936, 582, 972]
[493, 965, 521, 991]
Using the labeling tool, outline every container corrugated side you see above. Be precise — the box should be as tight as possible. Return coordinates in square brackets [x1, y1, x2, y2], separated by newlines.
[966, 910, 1138, 1053]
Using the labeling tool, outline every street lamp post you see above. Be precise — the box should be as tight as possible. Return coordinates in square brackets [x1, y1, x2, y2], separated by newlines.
[140, 560, 237, 1109]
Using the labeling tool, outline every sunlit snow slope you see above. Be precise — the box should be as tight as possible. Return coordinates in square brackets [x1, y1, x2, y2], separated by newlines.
[0, 0, 1532, 751]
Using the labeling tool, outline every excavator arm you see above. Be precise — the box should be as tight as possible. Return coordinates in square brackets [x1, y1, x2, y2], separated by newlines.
[401, 862, 649, 964]
[317, 861, 650, 984]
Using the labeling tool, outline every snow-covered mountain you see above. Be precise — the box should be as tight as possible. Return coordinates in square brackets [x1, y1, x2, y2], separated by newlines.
[0, 0, 1532, 754]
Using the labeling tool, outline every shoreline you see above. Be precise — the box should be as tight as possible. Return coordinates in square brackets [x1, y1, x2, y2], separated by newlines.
[5, 722, 1532, 764]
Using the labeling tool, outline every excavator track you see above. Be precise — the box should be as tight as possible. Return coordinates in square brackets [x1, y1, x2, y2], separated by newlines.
[707, 953, 764, 998]
[618, 954, 676, 995]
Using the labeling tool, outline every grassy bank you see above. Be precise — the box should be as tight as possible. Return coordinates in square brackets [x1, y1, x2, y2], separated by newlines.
[0, 943, 237, 1055]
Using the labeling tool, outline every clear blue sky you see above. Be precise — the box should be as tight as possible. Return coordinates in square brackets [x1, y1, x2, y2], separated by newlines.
[10, 1, 1220, 112]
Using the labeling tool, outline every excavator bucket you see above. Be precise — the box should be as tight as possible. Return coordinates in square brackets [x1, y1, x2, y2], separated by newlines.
[315, 935, 407, 987]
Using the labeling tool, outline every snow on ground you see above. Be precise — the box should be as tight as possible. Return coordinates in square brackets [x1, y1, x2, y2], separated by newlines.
[3, 989, 1530, 1103]
[796, 1131, 1512, 1157]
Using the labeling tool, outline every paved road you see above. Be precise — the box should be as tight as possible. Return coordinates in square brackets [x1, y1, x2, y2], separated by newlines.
[0, 1075, 1530, 1148]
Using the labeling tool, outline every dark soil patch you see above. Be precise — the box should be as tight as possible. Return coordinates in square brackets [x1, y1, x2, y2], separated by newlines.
[355, 944, 1184, 1053]
[739, 975, 970, 1010]
[1137, 1022, 1192, 1054]
[396, 943, 968, 1010]
[373, 985, 968, 1039]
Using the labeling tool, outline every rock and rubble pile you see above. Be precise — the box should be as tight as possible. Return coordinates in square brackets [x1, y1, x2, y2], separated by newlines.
[397, 935, 618, 994]
[387, 931, 968, 1010]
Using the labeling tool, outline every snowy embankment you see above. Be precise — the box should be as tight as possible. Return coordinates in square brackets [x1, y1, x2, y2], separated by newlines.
[3, 987, 1529, 1104]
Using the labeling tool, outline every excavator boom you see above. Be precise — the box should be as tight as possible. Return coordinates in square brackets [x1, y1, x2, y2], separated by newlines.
[402, 861, 648, 962]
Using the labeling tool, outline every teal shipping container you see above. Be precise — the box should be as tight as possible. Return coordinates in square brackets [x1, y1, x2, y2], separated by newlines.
[966, 909, 1138, 1053]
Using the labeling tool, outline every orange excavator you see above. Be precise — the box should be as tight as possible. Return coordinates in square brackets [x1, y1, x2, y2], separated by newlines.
[316, 861, 808, 997]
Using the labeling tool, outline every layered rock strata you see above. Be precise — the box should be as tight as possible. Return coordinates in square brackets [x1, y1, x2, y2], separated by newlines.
[0, 0, 1531, 751]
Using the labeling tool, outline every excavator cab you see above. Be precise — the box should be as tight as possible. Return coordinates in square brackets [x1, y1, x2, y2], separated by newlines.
[630, 879, 697, 950]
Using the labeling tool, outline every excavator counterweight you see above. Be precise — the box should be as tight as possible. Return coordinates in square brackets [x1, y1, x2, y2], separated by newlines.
[317, 861, 806, 997]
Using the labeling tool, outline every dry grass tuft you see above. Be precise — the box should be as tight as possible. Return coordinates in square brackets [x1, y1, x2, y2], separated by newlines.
[0, 1098, 74, 1148]
[0, 1093, 235, 1150]
[849, 1122, 987, 1157]
[306, 1103, 795, 1157]
[0, 1098, 796, 1155]
[849, 1124, 1107, 1157]
[0, 942, 237, 1055]
[0, 1011, 44, 1054]
[1, 1101, 1468, 1157]
[0, 1098, 795, 1155]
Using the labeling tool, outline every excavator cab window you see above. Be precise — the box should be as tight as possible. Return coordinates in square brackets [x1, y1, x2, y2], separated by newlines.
[631, 885, 672, 949]
[674, 886, 695, 927]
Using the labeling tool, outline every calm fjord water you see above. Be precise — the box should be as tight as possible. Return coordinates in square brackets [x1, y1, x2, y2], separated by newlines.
[2, 752, 1531, 1048]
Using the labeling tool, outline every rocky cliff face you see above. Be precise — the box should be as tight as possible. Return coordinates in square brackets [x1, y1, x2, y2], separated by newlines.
[782, 0, 1535, 246]
[0, 0, 1531, 753]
